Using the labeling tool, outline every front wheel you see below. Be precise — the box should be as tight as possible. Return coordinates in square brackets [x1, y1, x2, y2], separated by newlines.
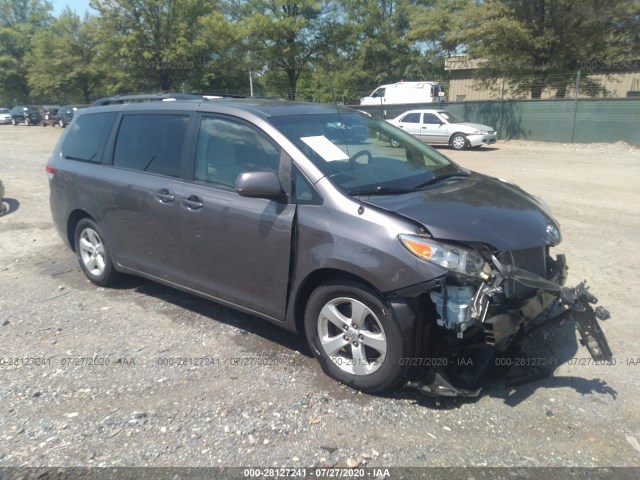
[74, 218, 120, 286]
[304, 281, 404, 393]
[450, 133, 468, 150]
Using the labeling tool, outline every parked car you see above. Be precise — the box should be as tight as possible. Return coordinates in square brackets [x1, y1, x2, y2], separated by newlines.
[0, 108, 12, 124]
[56, 105, 88, 127]
[388, 109, 497, 150]
[10, 106, 42, 126]
[47, 99, 611, 396]
[41, 107, 60, 127]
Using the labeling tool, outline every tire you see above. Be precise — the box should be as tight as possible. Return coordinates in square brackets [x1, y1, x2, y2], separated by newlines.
[74, 218, 120, 286]
[450, 133, 468, 150]
[304, 280, 405, 393]
[390, 139, 400, 148]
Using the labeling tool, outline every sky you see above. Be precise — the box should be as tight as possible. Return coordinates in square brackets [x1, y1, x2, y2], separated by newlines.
[50, 0, 94, 17]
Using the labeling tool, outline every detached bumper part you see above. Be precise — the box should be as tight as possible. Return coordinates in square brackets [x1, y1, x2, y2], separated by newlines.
[570, 285, 612, 362]
[491, 254, 613, 362]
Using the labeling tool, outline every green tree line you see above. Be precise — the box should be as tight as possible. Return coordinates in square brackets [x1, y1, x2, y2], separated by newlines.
[1, 0, 638, 106]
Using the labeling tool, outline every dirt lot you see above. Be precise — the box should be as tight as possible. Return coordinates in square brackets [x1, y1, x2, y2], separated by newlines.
[1, 126, 639, 470]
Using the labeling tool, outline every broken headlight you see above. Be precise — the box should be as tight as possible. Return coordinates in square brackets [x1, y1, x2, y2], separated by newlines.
[399, 234, 491, 280]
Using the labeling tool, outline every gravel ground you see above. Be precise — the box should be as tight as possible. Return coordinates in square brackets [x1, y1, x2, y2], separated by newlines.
[0, 126, 639, 469]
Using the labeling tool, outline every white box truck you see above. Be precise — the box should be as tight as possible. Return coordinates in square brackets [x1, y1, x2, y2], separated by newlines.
[360, 81, 446, 105]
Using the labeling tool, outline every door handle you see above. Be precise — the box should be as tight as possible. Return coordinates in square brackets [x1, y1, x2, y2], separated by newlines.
[182, 195, 203, 210]
[155, 189, 175, 203]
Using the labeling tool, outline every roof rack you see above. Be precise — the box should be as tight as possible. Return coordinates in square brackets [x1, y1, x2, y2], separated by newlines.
[92, 91, 245, 106]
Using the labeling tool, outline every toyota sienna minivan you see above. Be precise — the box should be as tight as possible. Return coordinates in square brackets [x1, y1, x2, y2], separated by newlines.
[48, 98, 611, 396]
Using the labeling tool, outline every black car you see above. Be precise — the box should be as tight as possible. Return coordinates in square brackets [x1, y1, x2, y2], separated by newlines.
[47, 98, 612, 396]
[10, 106, 42, 126]
[56, 105, 88, 128]
[41, 107, 60, 127]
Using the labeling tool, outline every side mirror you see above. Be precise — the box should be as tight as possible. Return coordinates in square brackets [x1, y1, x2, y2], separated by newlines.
[235, 170, 283, 198]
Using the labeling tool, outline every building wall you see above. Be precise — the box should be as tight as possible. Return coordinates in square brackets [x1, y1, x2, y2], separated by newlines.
[444, 57, 640, 101]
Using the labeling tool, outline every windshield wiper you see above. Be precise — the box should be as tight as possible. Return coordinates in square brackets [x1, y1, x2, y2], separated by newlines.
[349, 170, 470, 196]
[412, 171, 470, 189]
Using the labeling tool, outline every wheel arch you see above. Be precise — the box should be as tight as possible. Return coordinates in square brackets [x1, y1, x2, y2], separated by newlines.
[449, 131, 468, 144]
[67, 209, 96, 252]
[292, 268, 384, 336]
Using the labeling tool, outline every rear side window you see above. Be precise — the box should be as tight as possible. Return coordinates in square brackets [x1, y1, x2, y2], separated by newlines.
[113, 114, 189, 177]
[61, 112, 117, 163]
[401, 113, 421, 123]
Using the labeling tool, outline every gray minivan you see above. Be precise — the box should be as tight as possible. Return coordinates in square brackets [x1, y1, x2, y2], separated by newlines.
[47, 99, 611, 396]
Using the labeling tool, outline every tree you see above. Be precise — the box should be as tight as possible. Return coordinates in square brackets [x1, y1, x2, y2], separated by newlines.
[26, 9, 105, 103]
[306, 0, 443, 104]
[90, 0, 218, 92]
[0, 0, 52, 104]
[233, 0, 341, 100]
[193, 11, 252, 94]
[410, 0, 640, 99]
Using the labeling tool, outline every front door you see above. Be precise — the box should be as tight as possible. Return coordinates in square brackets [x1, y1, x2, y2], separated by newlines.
[178, 115, 295, 320]
[420, 113, 448, 144]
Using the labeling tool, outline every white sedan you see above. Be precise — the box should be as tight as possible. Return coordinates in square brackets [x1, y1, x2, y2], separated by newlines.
[387, 109, 497, 150]
[0, 108, 12, 125]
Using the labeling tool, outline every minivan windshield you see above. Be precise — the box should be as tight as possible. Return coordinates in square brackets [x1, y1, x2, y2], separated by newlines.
[270, 111, 465, 195]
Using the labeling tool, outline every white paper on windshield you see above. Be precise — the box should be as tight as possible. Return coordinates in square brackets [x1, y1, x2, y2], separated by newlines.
[301, 135, 349, 162]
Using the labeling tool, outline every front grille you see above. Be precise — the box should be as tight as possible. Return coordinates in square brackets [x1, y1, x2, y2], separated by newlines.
[497, 247, 547, 299]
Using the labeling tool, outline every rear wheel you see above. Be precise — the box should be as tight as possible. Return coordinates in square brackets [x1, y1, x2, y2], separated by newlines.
[304, 281, 404, 393]
[74, 218, 120, 286]
[450, 133, 468, 150]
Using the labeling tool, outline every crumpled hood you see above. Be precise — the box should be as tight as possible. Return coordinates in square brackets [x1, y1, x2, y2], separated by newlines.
[364, 172, 561, 251]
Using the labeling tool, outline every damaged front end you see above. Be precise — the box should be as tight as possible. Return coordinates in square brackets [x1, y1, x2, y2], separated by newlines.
[395, 238, 612, 397]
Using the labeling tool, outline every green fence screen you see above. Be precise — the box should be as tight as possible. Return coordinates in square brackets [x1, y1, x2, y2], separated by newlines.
[356, 98, 640, 145]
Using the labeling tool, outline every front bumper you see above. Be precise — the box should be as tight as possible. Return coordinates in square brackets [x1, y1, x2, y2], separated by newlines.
[467, 132, 497, 147]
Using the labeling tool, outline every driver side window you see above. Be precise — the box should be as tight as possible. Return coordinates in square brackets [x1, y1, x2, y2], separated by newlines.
[195, 117, 281, 189]
[422, 113, 441, 125]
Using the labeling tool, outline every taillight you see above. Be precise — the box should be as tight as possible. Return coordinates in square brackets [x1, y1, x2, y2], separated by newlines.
[46, 163, 56, 180]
